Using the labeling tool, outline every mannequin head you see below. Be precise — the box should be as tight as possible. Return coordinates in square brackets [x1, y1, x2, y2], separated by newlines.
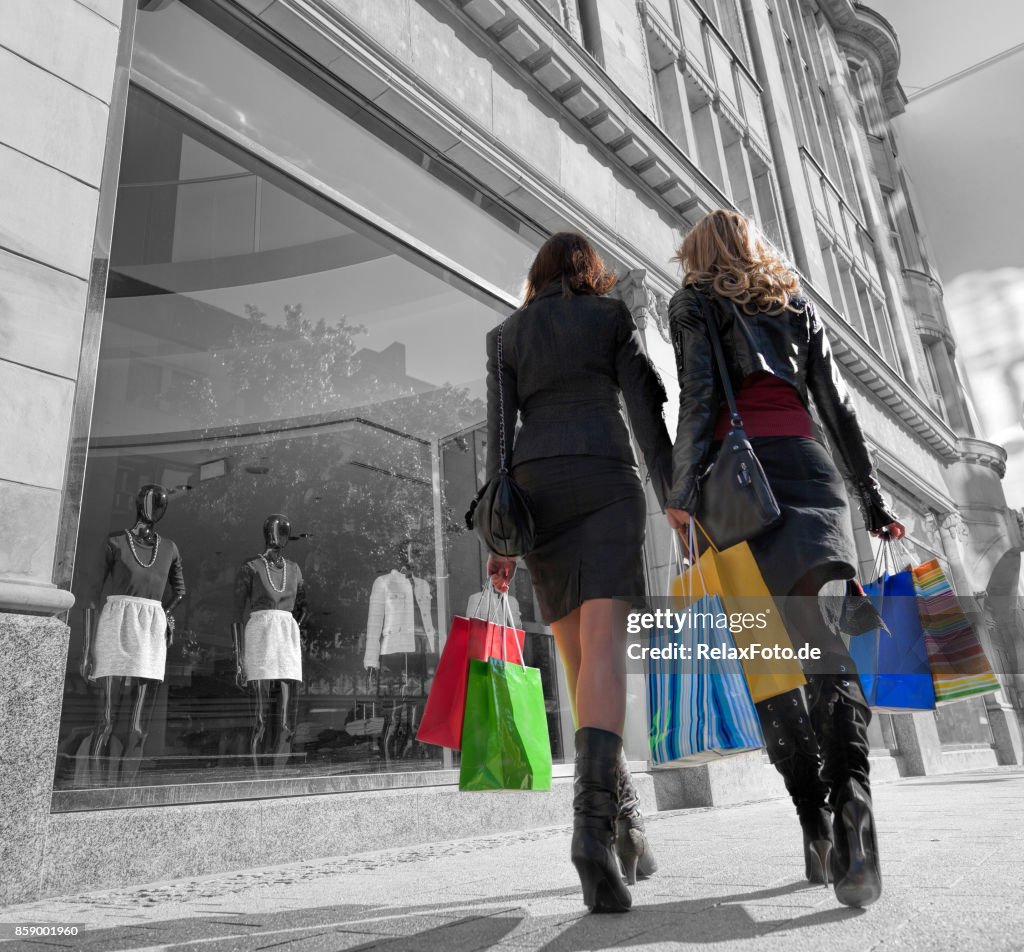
[263, 513, 292, 552]
[135, 485, 169, 526]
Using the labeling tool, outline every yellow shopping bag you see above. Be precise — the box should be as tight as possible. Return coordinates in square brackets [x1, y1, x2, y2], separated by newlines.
[670, 522, 805, 703]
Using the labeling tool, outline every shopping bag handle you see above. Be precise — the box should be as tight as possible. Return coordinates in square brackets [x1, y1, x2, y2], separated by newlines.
[685, 520, 711, 601]
[498, 592, 526, 667]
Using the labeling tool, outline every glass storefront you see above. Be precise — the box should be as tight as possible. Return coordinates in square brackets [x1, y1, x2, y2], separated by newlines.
[54, 0, 561, 795]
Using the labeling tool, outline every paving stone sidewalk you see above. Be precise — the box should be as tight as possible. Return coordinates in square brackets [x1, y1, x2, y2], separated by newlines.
[2, 767, 1023, 952]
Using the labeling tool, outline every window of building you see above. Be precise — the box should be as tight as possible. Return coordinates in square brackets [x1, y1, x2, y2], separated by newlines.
[576, 0, 605, 63]
[706, 0, 751, 65]
[54, 3, 565, 803]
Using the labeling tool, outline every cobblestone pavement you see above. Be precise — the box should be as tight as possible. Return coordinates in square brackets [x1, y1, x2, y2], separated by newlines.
[2, 767, 1023, 952]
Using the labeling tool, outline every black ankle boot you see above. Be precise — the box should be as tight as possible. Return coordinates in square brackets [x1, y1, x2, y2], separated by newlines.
[757, 688, 833, 885]
[614, 749, 657, 884]
[572, 728, 632, 913]
[808, 670, 881, 908]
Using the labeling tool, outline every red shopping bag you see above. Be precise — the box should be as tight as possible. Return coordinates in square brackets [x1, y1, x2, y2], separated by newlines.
[416, 614, 525, 750]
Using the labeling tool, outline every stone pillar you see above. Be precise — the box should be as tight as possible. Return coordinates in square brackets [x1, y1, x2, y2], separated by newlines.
[0, 0, 132, 904]
[0, 0, 127, 615]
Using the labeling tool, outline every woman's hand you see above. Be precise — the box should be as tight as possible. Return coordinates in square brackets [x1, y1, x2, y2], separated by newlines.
[665, 507, 691, 532]
[487, 554, 517, 593]
[872, 520, 906, 540]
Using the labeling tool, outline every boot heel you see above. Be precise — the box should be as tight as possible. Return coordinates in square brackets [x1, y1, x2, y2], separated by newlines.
[834, 792, 882, 908]
[621, 854, 639, 887]
[615, 824, 658, 883]
[572, 857, 632, 913]
[805, 838, 833, 888]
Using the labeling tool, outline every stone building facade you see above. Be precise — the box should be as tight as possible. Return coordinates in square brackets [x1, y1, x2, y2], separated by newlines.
[1, 0, 1021, 902]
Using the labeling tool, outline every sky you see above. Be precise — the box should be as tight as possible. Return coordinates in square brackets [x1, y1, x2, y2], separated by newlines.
[868, 1, 1024, 502]
[869, 0, 1024, 281]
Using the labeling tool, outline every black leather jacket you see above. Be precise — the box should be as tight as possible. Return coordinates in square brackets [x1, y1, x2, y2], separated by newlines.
[486, 284, 673, 507]
[666, 286, 896, 532]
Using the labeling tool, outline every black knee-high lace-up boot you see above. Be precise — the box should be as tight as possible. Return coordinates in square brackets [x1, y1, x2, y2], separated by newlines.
[614, 749, 658, 884]
[807, 666, 881, 908]
[572, 728, 632, 913]
[757, 687, 833, 885]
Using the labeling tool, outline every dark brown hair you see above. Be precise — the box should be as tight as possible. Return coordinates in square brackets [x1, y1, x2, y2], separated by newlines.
[523, 232, 617, 305]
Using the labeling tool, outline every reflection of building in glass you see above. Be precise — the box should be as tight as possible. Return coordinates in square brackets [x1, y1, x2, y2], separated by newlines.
[945, 269, 1024, 508]
[3, 0, 1023, 901]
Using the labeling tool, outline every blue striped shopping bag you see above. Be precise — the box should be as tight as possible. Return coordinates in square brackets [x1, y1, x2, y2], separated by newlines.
[646, 592, 764, 765]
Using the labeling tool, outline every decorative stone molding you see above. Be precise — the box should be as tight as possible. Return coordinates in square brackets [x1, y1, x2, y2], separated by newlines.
[959, 437, 1009, 478]
[916, 321, 957, 351]
[618, 268, 671, 343]
[455, 0, 725, 220]
[809, 289, 960, 461]
[936, 510, 970, 541]
[636, 0, 680, 70]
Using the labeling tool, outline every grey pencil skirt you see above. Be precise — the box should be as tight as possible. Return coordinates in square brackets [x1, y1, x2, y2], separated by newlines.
[512, 456, 648, 625]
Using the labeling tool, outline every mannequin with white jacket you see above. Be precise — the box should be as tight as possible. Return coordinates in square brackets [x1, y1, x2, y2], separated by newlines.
[363, 563, 436, 676]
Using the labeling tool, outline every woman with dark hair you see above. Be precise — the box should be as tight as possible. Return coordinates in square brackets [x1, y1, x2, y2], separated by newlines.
[665, 209, 905, 909]
[485, 231, 673, 913]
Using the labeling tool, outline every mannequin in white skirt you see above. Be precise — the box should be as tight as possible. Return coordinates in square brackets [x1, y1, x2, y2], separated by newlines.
[233, 513, 308, 763]
[82, 484, 185, 783]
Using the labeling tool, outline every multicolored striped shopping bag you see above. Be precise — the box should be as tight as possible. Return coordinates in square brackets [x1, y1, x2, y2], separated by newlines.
[911, 559, 1000, 704]
[646, 592, 764, 765]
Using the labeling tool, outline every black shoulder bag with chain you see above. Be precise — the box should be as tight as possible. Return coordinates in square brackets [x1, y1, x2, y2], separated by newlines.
[465, 323, 536, 558]
[695, 295, 783, 550]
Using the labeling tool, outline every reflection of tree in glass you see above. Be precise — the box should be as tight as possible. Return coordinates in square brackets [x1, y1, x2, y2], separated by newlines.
[177, 302, 485, 677]
[221, 303, 367, 422]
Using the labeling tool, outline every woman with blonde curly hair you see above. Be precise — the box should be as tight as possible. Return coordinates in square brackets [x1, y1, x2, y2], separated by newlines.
[665, 209, 904, 908]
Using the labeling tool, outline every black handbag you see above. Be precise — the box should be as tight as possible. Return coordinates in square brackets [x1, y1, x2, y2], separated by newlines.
[465, 323, 535, 558]
[695, 295, 783, 550]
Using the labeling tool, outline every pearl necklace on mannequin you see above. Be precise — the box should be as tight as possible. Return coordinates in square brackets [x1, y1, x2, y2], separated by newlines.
[125, 528, 160, 569]
[260, 552, 287, 594]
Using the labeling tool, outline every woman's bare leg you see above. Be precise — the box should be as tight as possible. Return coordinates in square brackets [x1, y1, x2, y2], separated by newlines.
[550, 607, 581, 729]
[576, 598, 630, 735]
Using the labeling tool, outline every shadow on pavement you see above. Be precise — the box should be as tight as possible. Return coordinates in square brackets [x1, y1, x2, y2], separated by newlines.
[0, 880, 867, 951]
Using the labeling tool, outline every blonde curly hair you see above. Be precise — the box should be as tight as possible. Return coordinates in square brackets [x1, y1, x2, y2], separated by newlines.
[673, 209, 800, 313]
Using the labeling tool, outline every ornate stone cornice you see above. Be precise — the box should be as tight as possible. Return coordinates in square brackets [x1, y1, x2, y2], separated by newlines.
[807, 287, 961, 461]
[959, 437, 1008, 479]
[819, 2, 906, 117]
[454, 0, 730, 221]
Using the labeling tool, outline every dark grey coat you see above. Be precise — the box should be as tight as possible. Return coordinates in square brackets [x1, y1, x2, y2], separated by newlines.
[485, 283, 673, 508]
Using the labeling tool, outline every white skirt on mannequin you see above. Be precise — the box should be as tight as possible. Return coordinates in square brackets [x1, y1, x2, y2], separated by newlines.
[244, 609, 302, 682]
[92, 595, 167, 681]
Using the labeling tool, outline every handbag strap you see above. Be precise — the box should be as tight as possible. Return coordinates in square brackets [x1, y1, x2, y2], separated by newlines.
[496, 323, 510, 473]
[704, 294, 744, 431]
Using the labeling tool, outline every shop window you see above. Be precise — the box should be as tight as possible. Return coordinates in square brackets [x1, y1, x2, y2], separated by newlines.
[55, 4, 563, 800]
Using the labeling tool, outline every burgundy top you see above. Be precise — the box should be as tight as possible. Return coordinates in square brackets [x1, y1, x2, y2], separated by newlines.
[712, 372, 814, 441]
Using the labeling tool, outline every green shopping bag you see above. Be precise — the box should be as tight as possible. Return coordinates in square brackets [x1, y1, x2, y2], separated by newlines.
[458, 599, 552, 791]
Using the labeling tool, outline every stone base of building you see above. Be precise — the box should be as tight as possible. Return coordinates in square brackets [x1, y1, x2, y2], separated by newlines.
[0, 612, 69, 905]
[649, 750, 902, 810]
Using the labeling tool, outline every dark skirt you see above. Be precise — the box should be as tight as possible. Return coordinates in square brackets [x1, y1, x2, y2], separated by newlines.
[512, 456, 647, 624]
[745, 436, 858, 597]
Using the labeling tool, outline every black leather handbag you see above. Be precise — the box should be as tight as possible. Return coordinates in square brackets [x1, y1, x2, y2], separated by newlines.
[695, 295, 783, 550]
[465, 323, 535, 558]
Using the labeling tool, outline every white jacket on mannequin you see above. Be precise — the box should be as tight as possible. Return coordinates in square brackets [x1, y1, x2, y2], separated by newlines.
[364, 569, 435, 668]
